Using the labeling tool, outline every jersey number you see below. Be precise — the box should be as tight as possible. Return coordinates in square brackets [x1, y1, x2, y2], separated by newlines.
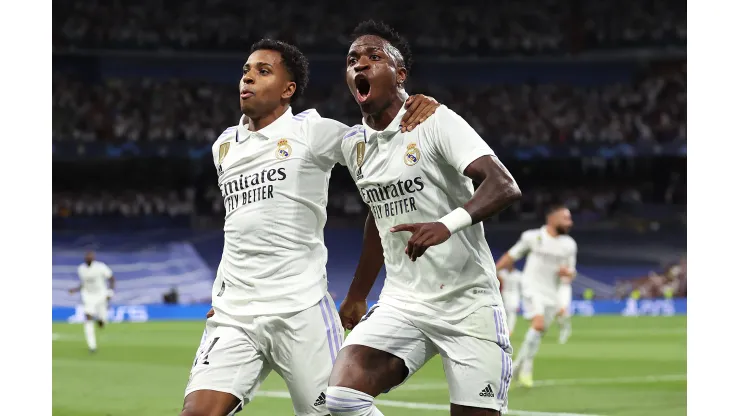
[201, 337, 220, 365]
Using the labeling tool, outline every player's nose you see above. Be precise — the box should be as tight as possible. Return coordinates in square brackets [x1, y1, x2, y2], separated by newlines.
[353, 57, 371, 72]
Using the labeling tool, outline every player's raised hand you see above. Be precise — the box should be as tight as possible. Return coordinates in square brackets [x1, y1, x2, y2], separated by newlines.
[338, 296, 367, 330]
[401, 95, 440, 132]
[391, 222, 452, 261]
[206, 307, 215, 319]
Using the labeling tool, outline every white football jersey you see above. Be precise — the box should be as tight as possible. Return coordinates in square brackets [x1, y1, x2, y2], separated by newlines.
[211, 107, 349, 317]
[341, 105, 504, 320]
[77, 261, 113, 298]
[499, 268, 522, 295]
[507, 226, 577, 304]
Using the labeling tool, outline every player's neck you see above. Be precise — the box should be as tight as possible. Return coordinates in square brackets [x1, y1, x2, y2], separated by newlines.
[363, 91, 408, 131]
[545, 225, 559, 237]
[245, 104, 289, 132]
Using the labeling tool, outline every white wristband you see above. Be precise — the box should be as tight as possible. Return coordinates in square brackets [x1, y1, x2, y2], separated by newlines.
[438, 207, 472, 235]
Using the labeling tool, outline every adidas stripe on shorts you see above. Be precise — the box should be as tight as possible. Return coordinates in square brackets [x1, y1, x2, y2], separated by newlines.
[341, 302, 513, 411]
[185, 292, 344, 416]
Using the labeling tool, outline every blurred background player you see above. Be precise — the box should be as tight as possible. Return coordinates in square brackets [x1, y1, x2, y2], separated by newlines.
[495, 204, 576, 387]
[499, 266, 523, 335]
[328, 21, 521, 416]
[68, 251, 115, 353]
[556, 268, 574, 344]
[181, 39, 440, 416]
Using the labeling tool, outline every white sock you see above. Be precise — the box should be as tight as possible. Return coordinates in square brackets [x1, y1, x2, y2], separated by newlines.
[326, 386, 385, 416]
[506, 309, 517, 334]
[513, 327, 542, 373]
[84, 321, 97, 350]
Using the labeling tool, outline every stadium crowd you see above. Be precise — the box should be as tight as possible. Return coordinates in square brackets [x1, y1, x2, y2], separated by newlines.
[53, 65, 686, 147]
[54, 0, 685, 55]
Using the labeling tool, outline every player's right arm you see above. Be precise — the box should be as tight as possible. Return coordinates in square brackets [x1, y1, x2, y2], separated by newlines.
[69, 266, 83, 294]
[496, 231, 533, 271]
[339, 212, 384, 330]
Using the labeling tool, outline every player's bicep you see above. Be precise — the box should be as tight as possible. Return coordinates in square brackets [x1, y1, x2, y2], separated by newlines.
[429, 107, 496, 175]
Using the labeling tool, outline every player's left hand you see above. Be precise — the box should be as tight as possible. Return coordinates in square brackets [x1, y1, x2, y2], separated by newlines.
[401, 95, 440, 132]
[558, 266, 572, 279]
[391, 222, 451, 261]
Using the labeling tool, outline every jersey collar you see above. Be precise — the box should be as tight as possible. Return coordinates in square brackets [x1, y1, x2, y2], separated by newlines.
[236, 106, 294, 143]
[361, 105, 407, 141]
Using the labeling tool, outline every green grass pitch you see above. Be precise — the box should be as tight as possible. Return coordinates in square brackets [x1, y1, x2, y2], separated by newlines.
[52, 316, 686, 416]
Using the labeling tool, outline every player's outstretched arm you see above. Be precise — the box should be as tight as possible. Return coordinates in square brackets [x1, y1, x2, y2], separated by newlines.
[339, 212, 384, 330]
[392, 156, 521, 261]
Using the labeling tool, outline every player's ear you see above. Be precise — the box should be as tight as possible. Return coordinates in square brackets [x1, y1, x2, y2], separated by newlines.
[282, 82, 297, 100]
[396, 67, 407, 86]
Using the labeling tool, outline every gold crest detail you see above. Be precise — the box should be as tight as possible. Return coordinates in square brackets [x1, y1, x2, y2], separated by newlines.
[218, 142, 230, 164]
[275, 139, 292, 160]
[356, 141, 366, 168]
[404, 143, 420, 166]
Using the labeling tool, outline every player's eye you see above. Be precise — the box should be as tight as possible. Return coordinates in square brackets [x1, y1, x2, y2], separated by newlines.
[370, 54, 381, 61]
[259, 69, 270, 75]
[242, 68, 248, 74]
[348, 57, 357, 65]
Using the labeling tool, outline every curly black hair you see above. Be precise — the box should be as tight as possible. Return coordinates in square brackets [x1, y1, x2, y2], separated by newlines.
[350, 20, 413, 75]
[249, 39, 309, 101]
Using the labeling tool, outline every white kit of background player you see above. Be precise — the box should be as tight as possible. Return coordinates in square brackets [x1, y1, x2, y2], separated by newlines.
[70, 253, 115, 353]
[185, 108, 357, 415]
[339, 105, 514, 412]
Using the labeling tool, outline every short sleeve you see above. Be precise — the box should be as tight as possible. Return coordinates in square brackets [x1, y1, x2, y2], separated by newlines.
[566, 241, 578, 271]
[508, 232, 532, 261]
[101, 263, 113, 279]
[305, 116, 351, 170]
[428, 106, 496, 175]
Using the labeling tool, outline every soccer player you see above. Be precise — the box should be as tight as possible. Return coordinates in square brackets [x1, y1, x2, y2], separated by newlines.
[327, 21, 522, 416]
[181, 39, 441, 416]
[555, 269, 574, 344]
[499, 266, 523, 336]
[495, 204, 577, 387]
[68, 251, 115, 353]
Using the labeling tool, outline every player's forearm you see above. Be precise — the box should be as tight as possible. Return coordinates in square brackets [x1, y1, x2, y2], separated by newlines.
[462, 156, 521, 224]
[346, 213, 384, 301]
[109, 276, 116, 290]
[496, 253, 515, 271]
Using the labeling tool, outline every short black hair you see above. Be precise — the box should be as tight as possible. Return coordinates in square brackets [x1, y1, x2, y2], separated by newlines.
[546, 203, 568, 216]
[350, 20, 413, 75]
[249, 39, 309, 100]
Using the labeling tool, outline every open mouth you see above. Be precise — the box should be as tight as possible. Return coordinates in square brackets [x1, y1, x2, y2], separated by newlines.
[354, 75, 371, 103]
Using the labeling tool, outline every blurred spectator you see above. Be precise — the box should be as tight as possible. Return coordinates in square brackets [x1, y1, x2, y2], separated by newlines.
[53, 65, 686, 147]
[53, 0, 686, 56]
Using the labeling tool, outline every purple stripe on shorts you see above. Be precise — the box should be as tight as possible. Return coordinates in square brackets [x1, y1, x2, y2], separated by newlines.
[327, 404, 371, 412]
[323, 296, 343, 360]
[493, 309, 502, 345]
[503, 353, 513, 404]
[497, 347, 507, 399]
[326, 395, 370, 404]
[318, 297, 337, 362]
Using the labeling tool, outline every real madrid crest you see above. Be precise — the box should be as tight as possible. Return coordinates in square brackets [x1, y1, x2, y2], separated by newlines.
[218, 142, 230, 164]
[275, 138, 292, 160]
[404, 143, 420, 166]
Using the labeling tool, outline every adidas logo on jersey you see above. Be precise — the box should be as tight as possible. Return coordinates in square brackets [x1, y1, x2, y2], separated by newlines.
[314, 392, 326, 406]
[479, 384, 496, 398]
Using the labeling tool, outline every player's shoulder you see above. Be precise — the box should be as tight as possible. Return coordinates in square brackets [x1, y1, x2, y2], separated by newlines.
[562, 235, 578, 249]
[419, 105, 465, 132]
[521, 228, 541, 240]
[294, 108, 352, 140]
[212, 125, 238, 152]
